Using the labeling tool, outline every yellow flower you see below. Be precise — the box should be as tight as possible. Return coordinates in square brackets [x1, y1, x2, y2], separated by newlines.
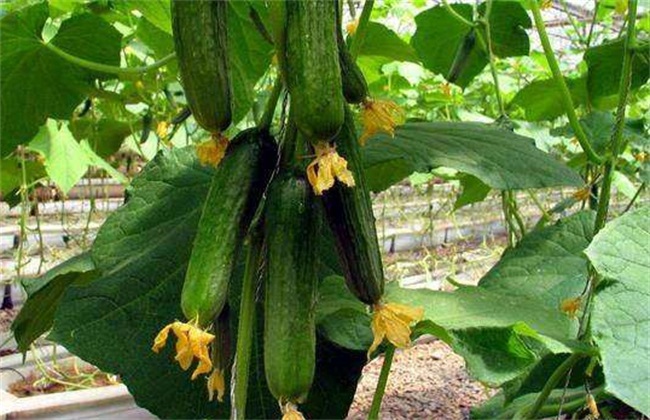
[614, 0, 627, 15]
[346, 20, 358, 36]
[196, 134, 229, 167]
[368, 302, 424, 358]
[281, 402, 305, 420]
[360, 99, 405, 146]
[306, 142, 355, 195]
[586, 393, 600, 418]
[540, 0, 552, 9]
[156, 121, 169, 139]
[573, 187, 591, 202]
[207, 368, 225, 402]
[152, 320, 215, 380]
[560, 297, 582, 319]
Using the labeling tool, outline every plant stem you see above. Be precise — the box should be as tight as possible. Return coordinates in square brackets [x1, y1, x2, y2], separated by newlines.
[349, 0, 375, 60]
[442, 0, 474, 27]
[594, 0, 638, 233]
[368, 345, 395, 420]
[525, 353, 584, 419]
[478, 0, 506, 116]
[259, 78, 284, 131]
[559, 0, 587, 45]
[624, 182, 646, 213]
[529, 1, 604, 164]
[43, 42, 175, 76]
[233, 230, 264, 420]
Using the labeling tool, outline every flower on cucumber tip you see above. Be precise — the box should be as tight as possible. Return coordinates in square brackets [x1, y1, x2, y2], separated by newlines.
[207, 367, 225, 402]
[196, 133, 229, 167]
[360, 99, 405, 146]
[152, 320, 215, 380]
[368, 302, 424, 358]
[281, 401, 305, 420]
[306, 142, 355, 195]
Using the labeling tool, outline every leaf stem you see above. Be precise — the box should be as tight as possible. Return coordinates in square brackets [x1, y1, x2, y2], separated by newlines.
[349, 0, 375, 60]
[525, 353, 584, 419]
[529, 1, 604, 164]
[477, 0, 506, 116]
[594, 0, 638, 233]
[43, 42, 175, 76]
[368, 345, 395, 420]
[233, 230, 264, 420]
[441, 0, 474, 28]
[259, 78, 284, 132]
[623, 182, 646, 213]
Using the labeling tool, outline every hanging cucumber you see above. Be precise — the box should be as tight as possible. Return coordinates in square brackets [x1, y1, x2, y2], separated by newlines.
[181, 128, 277, 326]
[321, 107, 384, 304]
[171, 0, 232, 133]
[336, 1, 369, 104]
[264, 173, 319, 413]
[283, 0, 345, 141]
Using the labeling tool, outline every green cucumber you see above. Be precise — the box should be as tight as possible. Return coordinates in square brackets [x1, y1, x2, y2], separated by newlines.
[171, 0, 232, 133]
[181, 128, 276, 326]
[284, 0, 345, 141]
[264, 173, 319, 404]
[321, 107, 384, 304]
[336, 1, 368, 104]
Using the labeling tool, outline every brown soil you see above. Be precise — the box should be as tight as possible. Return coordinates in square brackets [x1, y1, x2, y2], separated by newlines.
[0, 308, 18, 333]
[348, 340, 493, 420]
[8, 362, 118, 398]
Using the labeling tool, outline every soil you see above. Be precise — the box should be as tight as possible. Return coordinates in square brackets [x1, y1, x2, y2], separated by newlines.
[348, 339, 493, 419]
[0, 308, 18, 333]
[8, 362, 118, 398]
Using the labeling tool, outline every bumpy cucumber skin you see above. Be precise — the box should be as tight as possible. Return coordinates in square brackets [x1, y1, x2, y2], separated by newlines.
[284, 0, 345, 141]
[181, 129, 277, 325]
[171, 0, 231, 133]
[264, 174, 319, 403]
[336, 2, 368, 104]
[322, 107, 384, 304]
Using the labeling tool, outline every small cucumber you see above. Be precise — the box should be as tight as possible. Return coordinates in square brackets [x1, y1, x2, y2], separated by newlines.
[181, 128, 277, 326]
[264, 173, 319, 404]
[321, 107, 384, 304]
[336, 1, 368, 104]
[171, 0, 232, 133]
[283, 0, 345, 141]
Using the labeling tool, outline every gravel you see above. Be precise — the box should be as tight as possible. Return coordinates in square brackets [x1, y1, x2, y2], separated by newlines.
[348, 339, 492, 420]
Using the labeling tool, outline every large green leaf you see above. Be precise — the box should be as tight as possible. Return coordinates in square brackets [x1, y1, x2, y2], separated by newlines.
[509, 77, 588, 121]
[124, 0, 172, 34]
[584, 38, 650, 100]
[28, 120, 92, 193]
[49, 147, 364, 419]
[357, 22, 419, 63]
[228, 1, 274, 123]
[69, 118, 134, 158]
[361, 121, 584, 192]
[586, 206, 650, 416]
[0, 3, 122, 156]
[411, 1, 530, 88]
[0, 157, 46, 199]
[479, 211, 594, 306]
[12, 253, 96, 353]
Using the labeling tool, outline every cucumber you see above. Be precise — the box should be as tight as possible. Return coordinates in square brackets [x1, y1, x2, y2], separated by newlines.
[264, 173, 319, 404]
[336, 2, 368, 104]
[181, 128, 277, 326]
[171, 0, 232, 133]
[284, 0, 345, 141]
[321, 107, 384, 304]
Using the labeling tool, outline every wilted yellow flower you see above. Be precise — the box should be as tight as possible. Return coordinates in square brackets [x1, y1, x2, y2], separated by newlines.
[306, 142, 355, 195]
[156, 121, 169, 139]
[360, 99, 405, 146]
[541, 0, 552, 9]
[368, 302, 424, 358]
[281, 402, 305, 420]
[573, 187, 591, 202]
[346, 19, 358, 35]
[634, 151, 648, 162]
[207, 368, 225, 402]
[196, 134, 229, 167]
[614, 0, 627, 15]
[152, 320, 215, 380]
[586, 393, 600, 418]
[560, 297, 582, 319]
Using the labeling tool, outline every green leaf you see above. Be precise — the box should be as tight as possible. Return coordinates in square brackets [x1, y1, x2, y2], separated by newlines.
[316, 276, 372, 351]
[79, 140, 129, 185]
[361, 121, 584, 192]
[135, 17, 174, 59]
[411, 1, 530, 88]
[454, 174, 491, 210]
[586, 206, 650, 416]
[12, 253, 96, 353]
[510, 77, 588, 121]
[50, 147, 363, 419]
[0, 157, 46, 198]
[479, 211, 595, 306]
[69, 118, 134, 158]
[28, 120, 92, 193]
[125, 0, 171, 34]
[228, 1, 274, 123]
[584, 38, 650, 100]
[0, 3, 122, 156]
[358, 22, 419, 63]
